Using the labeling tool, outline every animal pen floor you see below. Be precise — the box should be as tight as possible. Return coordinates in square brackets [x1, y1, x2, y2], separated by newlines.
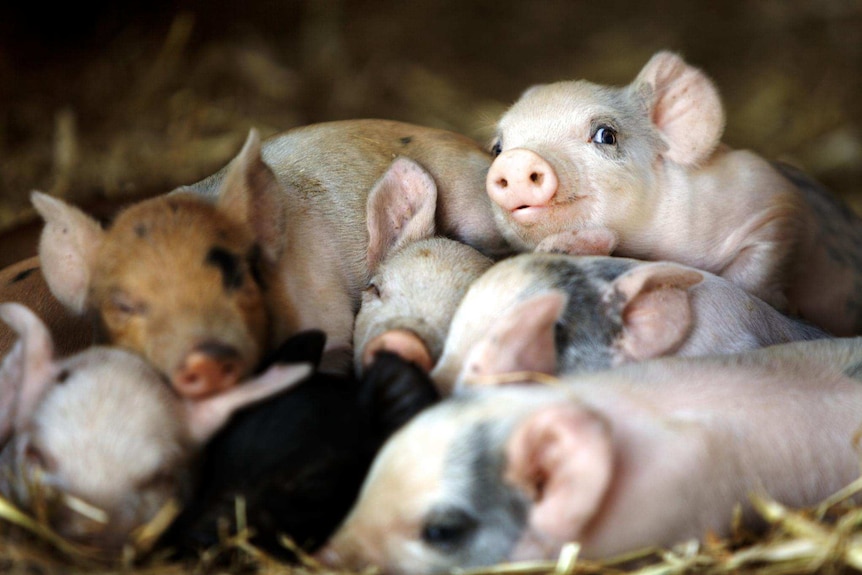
[1, 0, 862, 573]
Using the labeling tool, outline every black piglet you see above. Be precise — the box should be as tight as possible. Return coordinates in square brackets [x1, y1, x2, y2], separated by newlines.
[162, 330, 439, 559]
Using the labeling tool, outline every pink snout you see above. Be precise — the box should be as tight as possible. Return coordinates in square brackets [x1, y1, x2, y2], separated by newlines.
[173, 342, 245, 399]
[362, 329, 433, 373]
[487, 148, 559, 221]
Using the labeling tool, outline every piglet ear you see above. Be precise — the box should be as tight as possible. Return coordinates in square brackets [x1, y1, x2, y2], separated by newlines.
[632, 51, 725, 166]
[184, 362, 312, 444]
[216, 129, 288, 262]
[32, 191, 104, 314]
[0, 303, 57, 441]
[505, 403, 613, 550]
[366, 158, 437, 274]
[458, 291, 565, 389]
[608, 262, 703, 362]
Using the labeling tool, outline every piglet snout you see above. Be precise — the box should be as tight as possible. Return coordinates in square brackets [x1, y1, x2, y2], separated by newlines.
[363, 329, 433, 373]
[487, 149, 559, 220]
[173, 342, 244, 399]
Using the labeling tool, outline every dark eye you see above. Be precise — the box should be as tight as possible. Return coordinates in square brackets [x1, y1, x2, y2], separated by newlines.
[421, 507, 477, 550]
[490, 139, 502, 157]
[365, 282, 381, 298]
[592, 125, 617, 146]
[111, 290, 147, 316]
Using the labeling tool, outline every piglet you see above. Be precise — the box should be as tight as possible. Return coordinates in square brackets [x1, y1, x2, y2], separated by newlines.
[319, 336, 862, 573]
[0, 302, 309, 554]
[353, 238, 493, 375]
[431, 253, 826, 393]
[163, 329, 439, 558]
[486, 50, 862, 335]
[32, 120, 500, 394]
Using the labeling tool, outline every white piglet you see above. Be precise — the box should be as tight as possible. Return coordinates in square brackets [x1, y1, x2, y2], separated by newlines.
[0, 303, 309, 553]
[486, 50, 862, 335]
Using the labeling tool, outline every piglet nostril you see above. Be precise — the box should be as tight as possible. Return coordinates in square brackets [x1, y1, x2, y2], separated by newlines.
[530, 171, 543, 185]
[174, 342, 244, 399]
[497, 177, 508, 189]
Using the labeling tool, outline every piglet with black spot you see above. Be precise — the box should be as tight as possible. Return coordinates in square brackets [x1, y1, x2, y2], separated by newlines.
[319, 337, 862, 573]
[431, 253, 826, 393]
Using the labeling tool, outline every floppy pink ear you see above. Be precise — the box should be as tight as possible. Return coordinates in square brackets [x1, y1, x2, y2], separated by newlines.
[32, 191, 105, 314]
[0, 303, 58, 440]
[608, 262, 703, 362]
[216, 129, 288, 262]
[184, 362, 312, 444]
[632, 51, 725, 166]
[366, 158, 437, 274]
[458, 291, 566, 387]
[504, 403, 613, 550]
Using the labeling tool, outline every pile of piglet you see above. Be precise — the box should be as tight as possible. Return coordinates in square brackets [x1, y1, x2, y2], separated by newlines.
[0, 50, 861, 573]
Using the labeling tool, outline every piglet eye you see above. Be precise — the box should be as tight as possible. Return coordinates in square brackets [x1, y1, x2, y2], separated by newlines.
[364, 282, 381, 298]
[592, 125, 617, 146]
[421, 507, 477, 550]
[490, 139, 503, 157]
[111, 290, 147, 316]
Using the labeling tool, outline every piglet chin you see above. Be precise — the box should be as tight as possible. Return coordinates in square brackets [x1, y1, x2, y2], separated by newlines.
[510, 205, 549, 225]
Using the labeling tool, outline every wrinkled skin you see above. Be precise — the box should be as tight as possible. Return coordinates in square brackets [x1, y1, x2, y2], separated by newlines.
[431, 253, 827, 393]
[319, 337, 862, 574]
[486, 50, 862, 335]
[0, 302, 310, 554]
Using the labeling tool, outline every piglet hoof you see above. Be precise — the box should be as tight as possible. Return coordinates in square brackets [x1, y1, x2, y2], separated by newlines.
[174, 344, 244, 399]
[535, 228, 617, 256]
[362, 329, 433, 373]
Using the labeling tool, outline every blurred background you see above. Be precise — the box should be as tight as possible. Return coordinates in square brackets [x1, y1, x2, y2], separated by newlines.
[1, 0, 860, 239]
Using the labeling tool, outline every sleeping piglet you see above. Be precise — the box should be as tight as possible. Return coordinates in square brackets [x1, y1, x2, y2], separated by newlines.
[318, 336, 862, 573]
[0, 302, 309, 553]
[431, 253, 826, 394]
[353, 238, 494, 375]
[32, 120, 504, 396]
[486, 50, 862, 335]
[164, 331, 440, 558]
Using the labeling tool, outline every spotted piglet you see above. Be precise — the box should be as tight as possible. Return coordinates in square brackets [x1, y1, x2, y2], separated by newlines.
[431, 253, 826, 394]
[318, 337, 862, 573]
[487, 50, 862, 335]
[0, 302, 309, 553]
[33, 127, 450, 396]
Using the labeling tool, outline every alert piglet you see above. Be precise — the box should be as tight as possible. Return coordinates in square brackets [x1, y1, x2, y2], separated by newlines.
[431, 253, 826, 394]
[0, 302, 309, 553]
[319, 337, 862, 573]
[164, 331, 439, 558]
[353, 238, 494, 374]
[487, 50, 862, 335]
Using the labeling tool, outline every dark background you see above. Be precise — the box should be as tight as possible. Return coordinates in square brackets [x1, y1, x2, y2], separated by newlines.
[1, 0, 860, 237]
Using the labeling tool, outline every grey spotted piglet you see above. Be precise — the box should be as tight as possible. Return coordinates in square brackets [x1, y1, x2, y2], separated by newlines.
[319, 336, 862, 573]
[431, 253, 826, 394]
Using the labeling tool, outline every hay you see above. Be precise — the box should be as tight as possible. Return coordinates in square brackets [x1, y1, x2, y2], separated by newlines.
[2, 472, 862, 575]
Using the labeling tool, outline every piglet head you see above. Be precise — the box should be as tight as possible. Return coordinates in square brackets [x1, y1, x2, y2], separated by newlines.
[486, 51, 726, 251]
[0, 302, 309, 554]
[33, 130, 291, 399]
[317, 385, 613, 573]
